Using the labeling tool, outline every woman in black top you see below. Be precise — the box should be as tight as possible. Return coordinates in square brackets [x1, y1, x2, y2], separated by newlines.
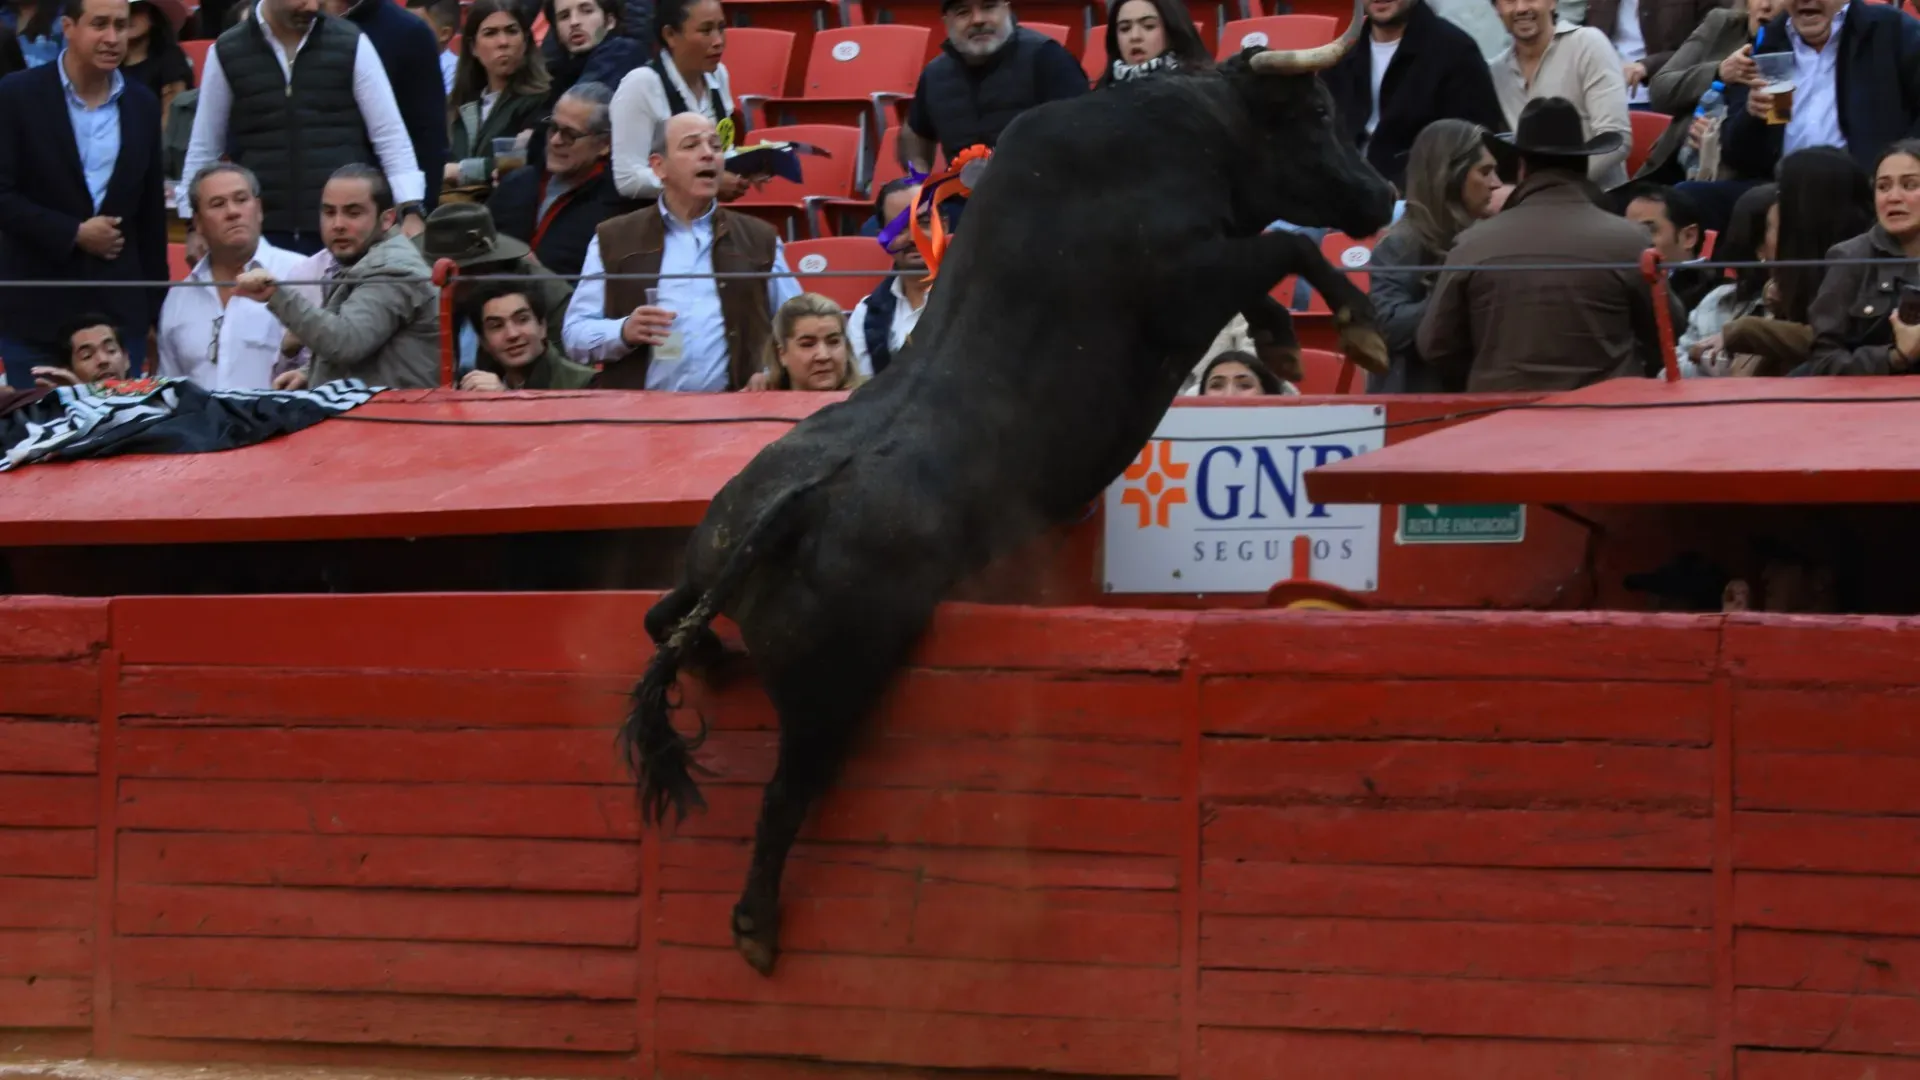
[122, 0, 192, 126]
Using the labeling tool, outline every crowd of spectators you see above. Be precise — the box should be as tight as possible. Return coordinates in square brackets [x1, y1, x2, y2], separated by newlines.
[2, 0, 1920, 396]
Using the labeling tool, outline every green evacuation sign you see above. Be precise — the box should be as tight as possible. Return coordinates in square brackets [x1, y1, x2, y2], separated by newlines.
[1396, 503, 1526, 544]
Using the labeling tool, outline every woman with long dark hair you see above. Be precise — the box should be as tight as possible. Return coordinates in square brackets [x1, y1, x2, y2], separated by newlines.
[123, 0, 192, 125]
[1095, 0, 1208, 87]
[447, 0, 551, 191]
[1677, 181, 1775, 376]
[606, 0, 748, 200]
[1368, 118, 1503, 393]
[1770, 146, 1872, 327]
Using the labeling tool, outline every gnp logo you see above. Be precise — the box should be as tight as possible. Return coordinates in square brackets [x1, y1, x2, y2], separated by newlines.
[1102, 405, 1386, 595]
[1120, 440, 1187, 528]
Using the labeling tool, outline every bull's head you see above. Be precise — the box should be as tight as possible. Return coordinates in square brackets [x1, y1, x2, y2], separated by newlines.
[1224, 0, 1396, 239]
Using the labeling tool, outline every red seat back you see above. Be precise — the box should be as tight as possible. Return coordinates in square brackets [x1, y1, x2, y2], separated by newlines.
[182, 38, 213, 75]
[800, 25, 928, 97]
[725, 27, 798, 113]
[785, 236, 895, 309]
[1627, 111, 1671, 176]
[1216, 14, 1334, 59]
[734, 123, 864, 206]
[1024, 20, 1071, 46]
[1294, 347, 1357, 395]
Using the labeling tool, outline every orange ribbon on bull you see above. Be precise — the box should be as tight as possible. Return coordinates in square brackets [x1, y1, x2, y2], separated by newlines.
[910, 144, 991, 283]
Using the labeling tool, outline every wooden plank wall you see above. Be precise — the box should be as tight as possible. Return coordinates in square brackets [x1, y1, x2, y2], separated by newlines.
[2, 595, 1917, 1079]
[0, 598, 109, 1059]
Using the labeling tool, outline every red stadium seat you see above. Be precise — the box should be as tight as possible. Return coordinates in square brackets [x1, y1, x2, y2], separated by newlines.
[732, 123, 864, 238]
[1701, 228, 1718, 259]
[1024, 20, 1071, 46]
[761, 25, 928, 140]
[1320, 230, 1375, 297]
[449, 33, 462, 55]
[1082, 33, 1104, 83]
[1627, 110, 1671, 176]
[726, 27, 798, 126]
[182, 38, 213, 75]
[1216, 14, 1334, 59]
[725, 0, 843, 95]
[1020, 1, 1094, 54]
[168, 242, 193, 282]
[1294, 347, 1358, 395]
[784, 236, 894, 309]
[813, 125, 908, 232]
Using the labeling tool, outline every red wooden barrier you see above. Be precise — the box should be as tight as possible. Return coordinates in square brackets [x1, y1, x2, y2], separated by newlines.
[4, 594, 1919, 1078]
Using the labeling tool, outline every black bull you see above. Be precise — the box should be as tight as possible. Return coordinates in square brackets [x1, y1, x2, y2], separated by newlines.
[621, 3, 1398, 976]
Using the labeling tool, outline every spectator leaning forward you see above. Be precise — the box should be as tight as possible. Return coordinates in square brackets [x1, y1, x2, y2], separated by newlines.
[899, 0, 1088, 171]
[459, 279, 595, 389]
[607, 0, 750, 202]
[0, 0, 168, 388]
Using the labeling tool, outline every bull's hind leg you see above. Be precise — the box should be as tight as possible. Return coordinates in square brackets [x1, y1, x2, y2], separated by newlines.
[730, 597, 928, 975]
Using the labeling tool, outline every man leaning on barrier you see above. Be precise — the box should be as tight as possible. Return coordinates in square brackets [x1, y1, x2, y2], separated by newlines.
[233, 163, 440, 390]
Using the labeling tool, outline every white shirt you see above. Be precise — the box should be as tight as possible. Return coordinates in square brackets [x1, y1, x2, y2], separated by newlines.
[156, 237, 312, 390]
[562, 201, 801, 391]
[608, 61, 735, 200]
[1612, 0, 1649, 104]
[1784, 3, 1848, 155]
[847, 276, 925, 377]
[1365, 36, 1401, 137]
[439, 49, 456, 94]
[176, 5, 426, 219]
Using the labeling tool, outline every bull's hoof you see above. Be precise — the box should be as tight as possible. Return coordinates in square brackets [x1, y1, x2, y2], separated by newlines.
[1338, 324, 1391, 376]
[732, 907, 780, 977]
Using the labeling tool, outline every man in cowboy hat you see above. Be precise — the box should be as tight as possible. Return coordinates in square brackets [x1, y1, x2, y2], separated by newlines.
[415, 200, 572, 374]
[1416, 96, 1669, 391]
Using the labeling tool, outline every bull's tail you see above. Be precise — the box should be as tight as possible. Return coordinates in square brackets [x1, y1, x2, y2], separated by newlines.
[621, 478, 822, 827]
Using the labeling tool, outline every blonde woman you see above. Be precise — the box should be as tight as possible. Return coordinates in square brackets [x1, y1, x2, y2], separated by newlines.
[747, 293, 864, 391]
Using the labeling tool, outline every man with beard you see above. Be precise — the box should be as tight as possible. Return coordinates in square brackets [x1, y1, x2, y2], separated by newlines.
[234, 163, 440, 389]
[177, 0, 426, 254]
[157, 163, 313, 389]
[1322, 0, 1505, 190]
[847, 179, 939, 377]
[899, 0, 1087, 172]
[0, 0, 166, 388]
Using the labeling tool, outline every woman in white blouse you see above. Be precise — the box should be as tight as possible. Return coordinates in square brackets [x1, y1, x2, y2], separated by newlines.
[608, 0, 754, 201]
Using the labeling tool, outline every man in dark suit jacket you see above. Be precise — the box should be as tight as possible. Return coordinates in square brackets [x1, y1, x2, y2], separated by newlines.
[1323, 0, 1508, 192]
[1720, 0, 1920, 180]
[0, 0, 167, 388]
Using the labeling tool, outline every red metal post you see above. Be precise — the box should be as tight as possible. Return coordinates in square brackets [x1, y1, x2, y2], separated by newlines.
[432, 257, 460, 388]
[1641, 248, 1681, 383]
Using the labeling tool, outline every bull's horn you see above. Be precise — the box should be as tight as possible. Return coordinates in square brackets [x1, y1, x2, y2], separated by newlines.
[1248, 0, 1365, 74]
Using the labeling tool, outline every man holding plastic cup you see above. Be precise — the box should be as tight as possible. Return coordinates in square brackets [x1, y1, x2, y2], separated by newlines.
[1716, 0, 1920, 187]
[562, 111, 802, 391]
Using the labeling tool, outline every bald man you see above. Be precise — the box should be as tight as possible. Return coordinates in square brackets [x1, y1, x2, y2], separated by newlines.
[563, 112, 802, 392]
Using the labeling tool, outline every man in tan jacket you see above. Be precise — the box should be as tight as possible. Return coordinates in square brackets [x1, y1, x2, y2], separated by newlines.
[1416, 97, 1667, 392]
[1489, 0, 1633, 188]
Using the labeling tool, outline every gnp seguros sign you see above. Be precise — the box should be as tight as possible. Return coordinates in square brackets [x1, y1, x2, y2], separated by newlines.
[1102, 405, 1385, 594]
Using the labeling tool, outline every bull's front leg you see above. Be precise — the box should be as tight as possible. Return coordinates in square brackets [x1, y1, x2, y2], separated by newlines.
[1240, 296, 1304, 385]
[1209, 231, 1389, 376]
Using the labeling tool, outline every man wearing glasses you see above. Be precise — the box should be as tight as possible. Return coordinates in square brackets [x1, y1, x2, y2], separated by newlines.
[156, 163, 313, 389]
[490, 81, 638, 279]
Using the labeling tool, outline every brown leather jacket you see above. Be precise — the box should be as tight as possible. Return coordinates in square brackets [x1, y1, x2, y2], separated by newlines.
[589, 204, 781, 390]
[1416, 169, 1668, 392]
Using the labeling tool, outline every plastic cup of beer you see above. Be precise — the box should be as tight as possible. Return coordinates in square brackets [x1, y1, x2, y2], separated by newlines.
[492, 136, 527, 173]
[1764, 81, 1796, 124]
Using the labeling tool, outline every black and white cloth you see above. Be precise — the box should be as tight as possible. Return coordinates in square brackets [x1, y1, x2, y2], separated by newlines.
[0, 377, 379, 471]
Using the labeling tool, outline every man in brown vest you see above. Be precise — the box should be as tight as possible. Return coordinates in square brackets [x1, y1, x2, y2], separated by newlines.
[561, 112, 801, 391]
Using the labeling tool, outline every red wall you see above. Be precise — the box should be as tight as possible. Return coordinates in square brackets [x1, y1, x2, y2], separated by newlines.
[2, 594, 1917, 1078]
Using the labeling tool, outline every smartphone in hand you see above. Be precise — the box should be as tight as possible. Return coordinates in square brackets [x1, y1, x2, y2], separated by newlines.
[1899, 282, 1920, 325]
